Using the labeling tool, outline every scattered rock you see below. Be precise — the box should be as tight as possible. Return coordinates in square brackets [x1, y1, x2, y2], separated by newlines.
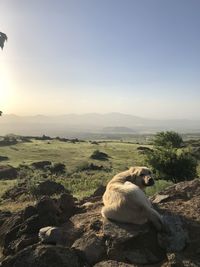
[31, 161, 52, 169]
[0, 165, 17, 180]
[0, 194, 77, 257]
[1, 178, 200, 267]
[35, 180, 67, 196]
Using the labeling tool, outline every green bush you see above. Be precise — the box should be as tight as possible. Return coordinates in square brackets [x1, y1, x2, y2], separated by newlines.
[153, 131, 183, 148]
[146, 146, 197, 183]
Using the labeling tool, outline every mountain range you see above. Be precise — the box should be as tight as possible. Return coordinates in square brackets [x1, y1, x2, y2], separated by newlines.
[0, 113, 200, 137]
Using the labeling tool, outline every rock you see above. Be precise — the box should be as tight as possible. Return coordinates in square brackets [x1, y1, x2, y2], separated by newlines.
[153, 194, 170, 204]
[72, 231, 106, 265]
[35, 180, 66, 196]
[0, 165, 17, 180]
[94, 260, 137, 266]
[36, 197, 59, 215]
[15, 235, 39, 253]
[1, 183, 27, 200]
[1, 244, 82, 267]
[92, 185, 106, 198]
[0, 214, 22, 248]
[0, 195, 77, 257]
[158, 215, 188, 252]
[103, 219, 166, 265]
[39, 226, 64, 245]
[31, 161, 52, 169]
[23, 206, 37, 220]
[59, 193, 76, 215]
[0, 211, 12, 227]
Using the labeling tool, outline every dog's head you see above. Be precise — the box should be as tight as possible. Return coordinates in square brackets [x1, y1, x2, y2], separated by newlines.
[127, 166, 154, 189]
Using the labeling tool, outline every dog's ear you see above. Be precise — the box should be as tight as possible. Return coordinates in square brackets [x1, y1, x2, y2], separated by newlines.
[129, 167, 137, 175]
[127, 167, 138, 183]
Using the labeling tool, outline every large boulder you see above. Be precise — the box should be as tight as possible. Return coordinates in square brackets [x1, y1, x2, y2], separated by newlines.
[69, 200, 166, 265]
[151, 178, 200, 266]
[102, 219, 166, 265]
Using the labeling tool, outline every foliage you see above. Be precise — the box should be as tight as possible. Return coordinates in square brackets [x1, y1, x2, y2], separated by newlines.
[153, 131, 183, 148]
[0, 32, 7, 50]
[146, 145, 198, 183]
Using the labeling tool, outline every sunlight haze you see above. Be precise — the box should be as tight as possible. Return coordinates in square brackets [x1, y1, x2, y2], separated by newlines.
[1, 0, 200, 119]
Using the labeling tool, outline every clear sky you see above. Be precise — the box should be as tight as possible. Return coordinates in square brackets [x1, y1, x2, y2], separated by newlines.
[0, 0, 200, 119]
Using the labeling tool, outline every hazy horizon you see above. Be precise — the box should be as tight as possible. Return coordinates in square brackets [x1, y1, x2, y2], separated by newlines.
[1, 0, 200, 120]
[2, 112, 200, 121]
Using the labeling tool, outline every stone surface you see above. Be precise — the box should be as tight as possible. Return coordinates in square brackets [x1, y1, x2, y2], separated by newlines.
[0, 194, 77, 257]
[1, 179, 200, 266]
[1, 244, 81, 267]
[35, 180, 67, 196]
[103, 219, 166, 265]
[0, 165, 17, 180]
[72, 231, 106, 265]
[94, 260, 137, 267]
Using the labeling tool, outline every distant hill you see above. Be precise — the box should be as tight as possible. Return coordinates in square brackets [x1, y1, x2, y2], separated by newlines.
[0, 112, 200, 137]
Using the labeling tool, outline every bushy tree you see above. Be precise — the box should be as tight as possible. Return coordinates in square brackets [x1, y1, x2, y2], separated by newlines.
[146, 147, 197, 183]
[153, 131, 183, 148]
[146, 131, 197, 183]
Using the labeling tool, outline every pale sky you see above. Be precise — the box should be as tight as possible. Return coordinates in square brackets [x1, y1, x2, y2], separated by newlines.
[1, 0, 200, 119]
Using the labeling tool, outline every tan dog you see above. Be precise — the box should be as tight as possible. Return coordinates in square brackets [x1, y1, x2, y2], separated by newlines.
[101, 166, 163, 230]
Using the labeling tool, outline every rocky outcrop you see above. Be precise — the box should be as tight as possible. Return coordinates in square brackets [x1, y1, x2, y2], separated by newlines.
[1, 179, 200, 266]
[0, 193, 76, 257]
[0, 244, 82, 267]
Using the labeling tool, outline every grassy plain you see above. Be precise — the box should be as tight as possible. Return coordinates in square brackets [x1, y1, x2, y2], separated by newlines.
[0, 138, 199, 203]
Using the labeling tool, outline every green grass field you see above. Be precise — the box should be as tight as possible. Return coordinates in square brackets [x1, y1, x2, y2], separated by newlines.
[0, 139, 146, 170]
[0, 139, 199, 204]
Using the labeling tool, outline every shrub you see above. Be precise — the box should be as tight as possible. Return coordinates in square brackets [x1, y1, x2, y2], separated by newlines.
[146, 147, 197, 183]
[153, 131, 183, 148]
